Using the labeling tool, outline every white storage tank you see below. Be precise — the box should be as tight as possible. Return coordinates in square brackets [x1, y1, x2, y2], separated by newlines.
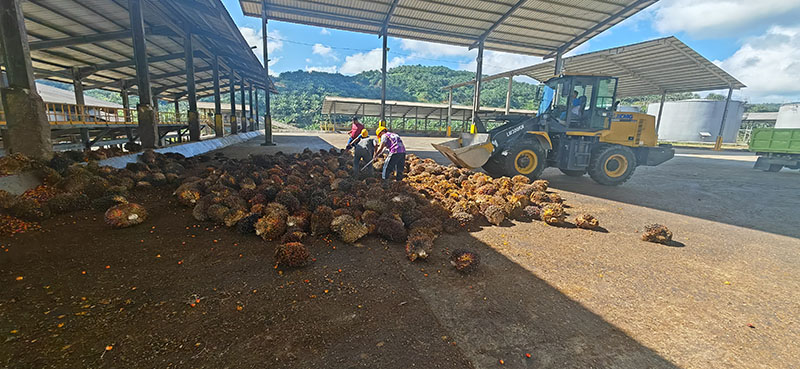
[648, 99, 745, 143]
[775, 103, 800, 128]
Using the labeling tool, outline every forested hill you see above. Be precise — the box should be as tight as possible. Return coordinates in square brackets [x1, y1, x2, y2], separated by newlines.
[271, 65, 542, 128]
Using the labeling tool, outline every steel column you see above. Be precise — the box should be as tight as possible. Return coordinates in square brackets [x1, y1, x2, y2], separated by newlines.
[121, 88, 131, 123]
[72, 69, 87, 149]
[380, 32, 388, 124]
[655, 91, 666, 133]
[504, 76, 513, 115]
[212, 55, 222, 137]
[471, 41, 484, 126]
[229, 74, 238, 134]
[184, 34, 200, 141]
[554, 50, 564, 76]
[128, 0, 157, 148]
[249, 83, 254, 131]
[240, 77, 247, 132]
[261, 7, 274, 145]
[0, 0, 52, 159]
[447, 88, 453, 135]
[714, 87, 734, 151]
[254, 89, 259, 130]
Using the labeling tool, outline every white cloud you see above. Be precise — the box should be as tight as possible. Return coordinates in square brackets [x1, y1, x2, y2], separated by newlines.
[312, 43, 338, 60]
[339, 48, 405, 75]
[305, 65, 339, 73]
[238, 27, 283, 64]
[320, 28, 331, 35]
[652, 0, 800, 37]
[716, 26, 800, 102]
[399, 39, 473, 58]
[459, 51, 542, 76]
[305, 58, 312, 63]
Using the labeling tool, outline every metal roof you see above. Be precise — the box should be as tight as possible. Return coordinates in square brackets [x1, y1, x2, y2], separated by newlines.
[742, 112, 778, 122]
[322, 96, 536, 119]
[240, 0, 658, 56]
[13, 0, 273, 101]
[443, 37, 746, 97]
[36, 83, 122, 108]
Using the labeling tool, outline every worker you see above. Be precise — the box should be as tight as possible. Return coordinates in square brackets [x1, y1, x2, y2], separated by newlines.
[346, 117, 365, 148]
[560, 91, 582, 120]
[374, 127, 406, 181]
[346, 129, 376, 177]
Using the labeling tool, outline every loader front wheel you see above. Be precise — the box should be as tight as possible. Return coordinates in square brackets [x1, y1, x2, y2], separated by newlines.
[482, 156, 505, 177]
[504, 142, 546, 179]
[589, 145, 637, 185]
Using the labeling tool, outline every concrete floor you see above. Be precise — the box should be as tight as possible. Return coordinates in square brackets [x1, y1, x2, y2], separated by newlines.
[218, 132, 800, 368]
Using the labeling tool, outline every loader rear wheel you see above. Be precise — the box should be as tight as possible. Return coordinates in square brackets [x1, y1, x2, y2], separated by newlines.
[559, 169, 586, 177]
[504, 142, 546, 179]
[764, 164, 782, 172]
[482, 157, 505, 177]
[589, 145, 637, 186]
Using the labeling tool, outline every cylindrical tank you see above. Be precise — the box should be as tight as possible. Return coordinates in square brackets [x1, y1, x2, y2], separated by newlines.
[617, 105, 641, 113]
[648, 99, 745, 143]
[776, 104, 800, 128]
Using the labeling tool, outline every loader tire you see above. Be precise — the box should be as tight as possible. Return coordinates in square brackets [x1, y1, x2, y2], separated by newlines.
[482, 157, 505, 177]
[588, 145, 637, 186]
[504, 141, 546, 180]
[764, 164, 782, 172]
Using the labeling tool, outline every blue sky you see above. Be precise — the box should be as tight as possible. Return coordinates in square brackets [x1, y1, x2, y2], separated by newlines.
[221, 0, 800, 103]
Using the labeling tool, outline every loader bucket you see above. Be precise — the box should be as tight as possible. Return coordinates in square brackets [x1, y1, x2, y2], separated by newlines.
[431, 133, 494, 169]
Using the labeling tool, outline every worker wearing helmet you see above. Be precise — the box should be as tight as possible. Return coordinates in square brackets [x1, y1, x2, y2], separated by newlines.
[346, 117, 365, 148]
[346, 129, 376, 177]
[373, 127, 406, 181]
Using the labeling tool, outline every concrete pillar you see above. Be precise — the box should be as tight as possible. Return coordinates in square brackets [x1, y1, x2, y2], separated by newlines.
[504, 76, 513, 115]
[0, 0, 52, 159]
[212, 55, 222, 137]
[129, 0, 158, 148]
[655, 91, 666, 134]
[121, 88, 131, 123]
[72, 68, 90, 149]
[184, 34, 200, 141]
[229, 74, 238, 134]
[254, 88, 259, 130]
[554, 50, 564, 76]
[471, 41, 484, 128]
[380, 32, 388, 124]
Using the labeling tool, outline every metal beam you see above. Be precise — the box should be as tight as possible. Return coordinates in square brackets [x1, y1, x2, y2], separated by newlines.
[380, 31, 388, 123]
[85, 66, 213, 90]
[229, 73, 238, 134]
[185, 34, 200, 141]
[655, 91, 666, 133]
[470, 0, 527, 49]
[28, 27, 172, 51]
[380, 0, 401, 36]
[545, 0, 654, 58]
[129, 0, 157, 148]
[598, 55, 664, 94]
[471, 41, 484, 126]
[240, 76, 247, 132]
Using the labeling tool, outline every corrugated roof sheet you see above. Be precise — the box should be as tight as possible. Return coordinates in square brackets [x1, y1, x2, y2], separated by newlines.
[17, 0, 273, 102]
[322, 96, 536, 119]
[443, 37, 746, 97]
[240, 0, 658, 56]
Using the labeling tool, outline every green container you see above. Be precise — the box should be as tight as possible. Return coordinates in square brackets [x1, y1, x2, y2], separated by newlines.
[749, 128, 800, 154]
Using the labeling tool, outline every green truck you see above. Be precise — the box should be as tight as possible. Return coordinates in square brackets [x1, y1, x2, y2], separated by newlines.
[749, 128, 800, 172]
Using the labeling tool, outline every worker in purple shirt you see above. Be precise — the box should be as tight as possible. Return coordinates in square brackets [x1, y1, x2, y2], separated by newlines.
[373, 127, 406, 181]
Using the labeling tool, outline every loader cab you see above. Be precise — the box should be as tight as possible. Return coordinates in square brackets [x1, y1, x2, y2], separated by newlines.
[543, 75, 618, 131]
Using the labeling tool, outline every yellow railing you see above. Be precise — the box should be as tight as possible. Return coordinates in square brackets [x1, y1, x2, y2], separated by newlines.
[0, 103, 138, 126]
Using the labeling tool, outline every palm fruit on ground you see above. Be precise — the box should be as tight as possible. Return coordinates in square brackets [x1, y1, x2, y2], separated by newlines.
[482, 204, 505, 226]
[91, 195, 128, 211]
[48, 193, 90, 214]
[287, 209, 311, 231]
[504, 194, 528, 220]
[222, 195, 248, 211]
[0, 190, 16, 209]
[135, 181, 152, 189]
[531, 179, 549, 192]
[452, 211, 475, 228]
[523, 205, 542, 220]
[104, 203, 147, 228]
[192, 195, 221, 221]
[84, 176, 110, 199]
[223, 209, 247, 227]
[275, 242, 311, 268]
[239, 177, 257, 190]
[149, 172, 167, 186]
[547, 193, 564, 204]
[513, 184, 536, 198]
[236, 213, 261, 234]
[575, 214, 600, 230]
[239, 188, 256, 201]
[476, 183, 498, 196]
[37, 166, 62, 185]
[541, 203, 565, 225]
[310, 205, 335, 236]
[511, 175, 530, 185]
[255, 211, 288, 241]
[390, 194, 417, 212]
[450, 249, 480, 273]
[529, 191, 550, 205]
[408, 217, 442, 240]
[175, 187, 201, 207]
[281, 227, 308, 243]
[206, 204, 230, 223]
[275, 190, 300, 213]
[10, 197, 51, 221]
[642, 224, 673, 244]
[331, 215, 369, 243]
[48, 155, 75, 174]
[406, 231, 434, 261]
[360, 209, 380, 234]
[375, 215, 407, 242]
[363, 198, 389, 214]
[105, 185, 128, 197]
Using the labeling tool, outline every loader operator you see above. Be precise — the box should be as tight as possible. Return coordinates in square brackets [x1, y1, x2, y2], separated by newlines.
[374, 127, 406, 181]
[345, 129, 376, 177]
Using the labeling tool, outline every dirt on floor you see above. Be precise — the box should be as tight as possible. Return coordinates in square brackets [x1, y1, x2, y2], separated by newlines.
[0, 189, 471, 369]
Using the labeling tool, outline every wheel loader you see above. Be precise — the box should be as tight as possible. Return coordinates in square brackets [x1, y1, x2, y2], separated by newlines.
[432, 75, 675, 185]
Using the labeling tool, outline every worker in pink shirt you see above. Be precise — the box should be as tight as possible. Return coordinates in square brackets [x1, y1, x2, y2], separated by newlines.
[346, 117, 364, 148]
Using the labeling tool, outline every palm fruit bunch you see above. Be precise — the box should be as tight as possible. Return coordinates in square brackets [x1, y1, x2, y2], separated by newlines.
[0, 153, 33, 175]
[92, 195, 128, 211]
[531, 179, 549, 192]
[575, 214, 599, 230]
[482, 204, 505, 226]
[330, 214, 369, 243]
[275, 242, 311, 268]
[405, 230, 434, 261]
[642, 224, 673, 244]
[104, 202, 147, 228]
[523, 205, 542, 220]
[9, 197, 51, 221]
[540, 203, 565, 225]
[47, 193, 90, 214]
[529, 191, 550, 205]
[450, 249, 480, 273]
[310, 205, 335, 236]
[255, 205, 288, 241]
[236, 213, 261, 234]
[0, 190, 16, 210]
[281, 227, 308, 243]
